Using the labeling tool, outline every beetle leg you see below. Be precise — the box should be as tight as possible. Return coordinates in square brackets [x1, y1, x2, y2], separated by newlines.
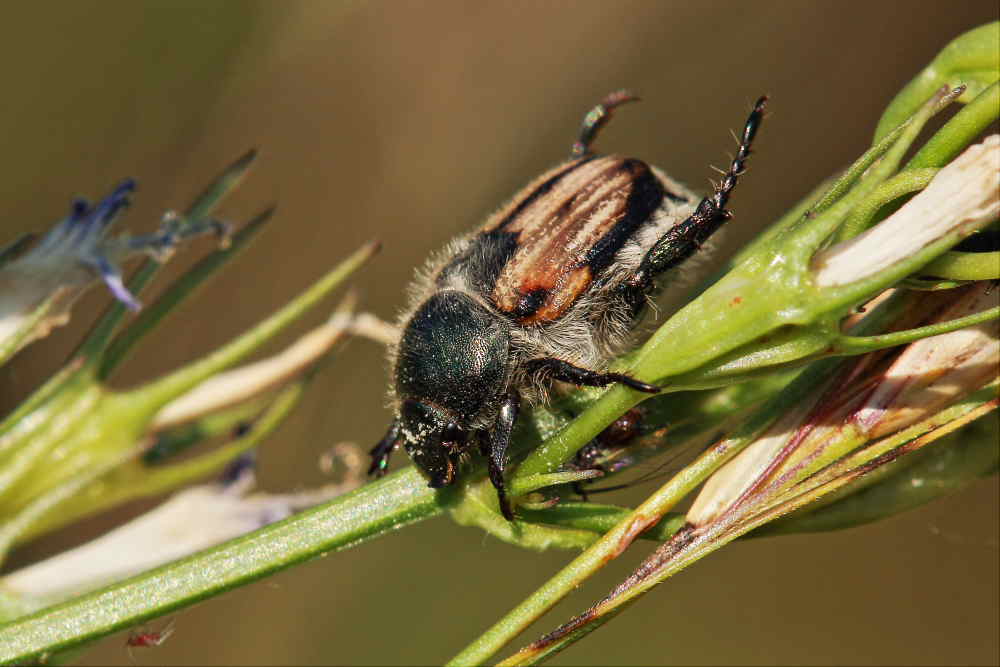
[480, 390, 521, 521]
[368, 418, 402, 477]
[623, 96, 768, 299]
[525, 357, 660, 393]
[571, 90, 640, 158]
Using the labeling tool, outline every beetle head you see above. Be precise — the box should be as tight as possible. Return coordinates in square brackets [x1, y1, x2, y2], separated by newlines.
[399, 399, 466, 487]
[394, 290, 511, 487]
[395, 290, 510, 423]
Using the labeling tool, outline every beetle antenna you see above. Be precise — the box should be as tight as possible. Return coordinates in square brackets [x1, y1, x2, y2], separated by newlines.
[571, 89, 640, 158]
[712, 95, 767, 211]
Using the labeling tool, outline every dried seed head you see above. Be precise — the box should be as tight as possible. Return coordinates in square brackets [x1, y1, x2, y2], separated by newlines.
[688, 282, 998, 527]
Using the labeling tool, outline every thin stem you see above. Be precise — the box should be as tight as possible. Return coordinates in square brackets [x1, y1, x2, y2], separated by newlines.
[129, 241, 378, 414]
[873, 22, 999, 141]
[0, 468, 440, 663]
[833, 305, 999, 354]
[81, 150, 258, 364]
[99, 208, 273, 378]
[834, 169, 937, 243]
[520, 504, 687, 542]
[17, 384, 305, 543]
[920, 250, 1000, 280]
[508, 470, 601, 497]
[447, 413, 775, 666]
[906, 82, 1000, 169]
[454, 354, 844, 665]
[184, 149, 257, 221]
[501, 396, 999, 666]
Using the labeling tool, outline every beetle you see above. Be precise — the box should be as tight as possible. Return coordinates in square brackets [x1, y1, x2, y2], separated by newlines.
[369, 90, 767, 520]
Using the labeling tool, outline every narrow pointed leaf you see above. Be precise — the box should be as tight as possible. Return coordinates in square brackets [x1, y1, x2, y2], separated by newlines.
[99, 207, 274, 378]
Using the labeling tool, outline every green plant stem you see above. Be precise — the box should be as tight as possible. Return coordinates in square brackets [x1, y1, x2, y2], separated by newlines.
[78, 260, 160, 361]
[520, 504, 687, 542]
[874, 22, 999, 140]
[446, 396, 785, 666]
[451, 354, 843, 665]
[184, 149, 257, 221]
[508, 470, 601, 496]
[501, 395, 998, 666]
[833, 305, 999, 354]
[129, 241, 378, 413]
[834, 169, 937, 242]
[921, 250, 1000, 280]
[906, 81, 1000, 169]
[17, 383, 305, 544]
[0, 468, 440, 663]
[80, 150, 257, 364]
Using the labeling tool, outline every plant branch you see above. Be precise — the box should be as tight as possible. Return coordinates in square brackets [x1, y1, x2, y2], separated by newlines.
[0, 467, 441, 663]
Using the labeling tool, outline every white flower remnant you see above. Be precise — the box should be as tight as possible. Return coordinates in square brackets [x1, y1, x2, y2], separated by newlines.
[1, 456, 362, 602]
[814, 135, 1000, 286]
[0, 182, 134, 352]
[152, 309, 355, 429]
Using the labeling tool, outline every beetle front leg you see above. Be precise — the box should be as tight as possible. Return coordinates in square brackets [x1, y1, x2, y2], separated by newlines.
[623, 96, 767, 301]
[368, 418, 401, 477]
[525, 357, 660, 394]
[479, 390, 521, 521]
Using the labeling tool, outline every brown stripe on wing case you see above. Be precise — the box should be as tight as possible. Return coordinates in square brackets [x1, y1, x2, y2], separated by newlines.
[584, 159, 664, 276]
[438, 157, 599, 295]
[490, 157, 662, 325]
[491, 156, 598, 231]
[516, 267, 592, 325]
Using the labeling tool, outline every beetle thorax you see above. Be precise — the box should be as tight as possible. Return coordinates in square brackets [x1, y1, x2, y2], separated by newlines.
[394, 290, 512, 429]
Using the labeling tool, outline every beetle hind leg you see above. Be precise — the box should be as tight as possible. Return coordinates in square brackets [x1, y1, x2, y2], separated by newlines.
[622, 96, 768, 301]
[571, 90, 640, 158]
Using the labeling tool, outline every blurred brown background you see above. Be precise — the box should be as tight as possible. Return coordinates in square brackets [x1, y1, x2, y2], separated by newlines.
[1, 1, 997, 665]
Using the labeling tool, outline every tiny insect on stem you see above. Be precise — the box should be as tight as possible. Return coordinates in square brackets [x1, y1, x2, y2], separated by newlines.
[125, 619, 175, 660]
